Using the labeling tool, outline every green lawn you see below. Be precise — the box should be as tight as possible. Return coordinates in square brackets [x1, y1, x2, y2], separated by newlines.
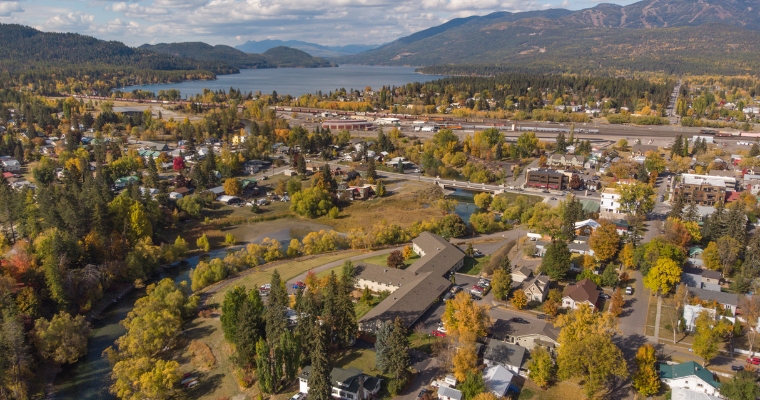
[332, 347, 382, 376]
[459, 255, 492, 275]
[354, 295, 383, 319]
[408, 331, 438, 354]
[361, 253, 419, 268]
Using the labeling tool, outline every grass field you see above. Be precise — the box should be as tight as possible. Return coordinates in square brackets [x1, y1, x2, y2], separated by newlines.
[360, 253, 419, 268]
[319, 181, 444, 232]
[518, 379, 585, 400]
[459, 255, 492, 275]
[208, 251, 362, 304]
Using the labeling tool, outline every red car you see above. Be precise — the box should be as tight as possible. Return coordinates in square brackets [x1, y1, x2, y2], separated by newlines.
[431, 330, 446, 338]
[747, 357, 760, 365]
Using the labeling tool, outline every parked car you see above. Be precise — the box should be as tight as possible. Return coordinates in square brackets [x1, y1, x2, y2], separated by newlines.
[290, 393, 305, 400]
[451, 286, 462, 294]
[537, 314, 548, 320]
[260, 283, 271, 290]
[292, 281, 305, 290]
[732, 365, 745, 371]
[470, 293, 482, 301]
[478, 279, 491, 287]
[599, 293, 611, 299]
[625, 286, 633, 295]
[747, 357, 760, 365]
[473, 250, 484, 258]
[443, 292, 455, 301]
[431, 330, 446, 337]
[471, 285, 485, 296]
[416, 389, 430, 400]
[512, 317, 529, 324]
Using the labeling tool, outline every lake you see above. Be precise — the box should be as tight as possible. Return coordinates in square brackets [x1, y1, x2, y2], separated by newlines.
[121, 65, 446, 97]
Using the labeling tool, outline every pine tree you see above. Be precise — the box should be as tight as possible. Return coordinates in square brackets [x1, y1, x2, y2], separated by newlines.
[321, 271, 339, 343]
[308, 325, 332, 400]
[684, 199, 700, 222]
[725, 202, 747, 245]
[233, 292, 266, 368]
[255, 339, 274, 394]
[671, 134, 683, 158]
[266, 270, 289, 341]
[556, 132, 566, 153]
[367, 157, 378, 181]
[335, 266, 358, 347]
[385, 318, 411, 391]
[636, 162, 648, 183]
[668, 193, 685, 219]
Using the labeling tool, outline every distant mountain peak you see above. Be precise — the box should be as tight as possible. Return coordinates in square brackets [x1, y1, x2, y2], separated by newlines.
[235, 40, 380, 58]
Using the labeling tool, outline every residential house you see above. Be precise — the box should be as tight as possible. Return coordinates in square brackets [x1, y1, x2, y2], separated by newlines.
[681, 267, 721, 292]
[511, 266, 533, 283]
[600, 188, 622, 215]
[745, 179, 760, 195]
[483, 339, 527, 373]
[504, 320, 560, 351]
[548, 154, 585, 168]
[484, 365, 514, 398]
[670, 387, 722, 400]
[630, 144, 658, 156]
[1, 159, 20, 172]
[358, 233, 462, 331]
[562, 279, 600, 311]
[574, 219, 601, 236]
[525, 169, 568, 190]
[522, 274, 551, 302]
[683, 304, 717, 332]
[437, 386, 463, 400]
[298, 366, 381, 400]
[207, 186, 225, 196]
[689, 287, 739, 316]
[114, 176, 139, 189]
[568, 242, 595, 257]
[659, 361, 721, 397]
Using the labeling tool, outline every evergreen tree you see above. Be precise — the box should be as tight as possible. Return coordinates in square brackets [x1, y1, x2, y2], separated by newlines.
[321, 271, 339, 343]
[702, 199, 727, 242]
[684, 199, 701, 222]
[321, 163, 336, 192]
[367, 157, 378, 181]
[296, 155, 306, 175]
[255, 339, 274, 394]
[308, 325, 332, 400]
[725, 203, 748, 245]
[233, 291, 266, 368]
[561, 196, 584, 241]
[335, 264, 358, 347]
[266, 270, 289, 341]
[636, 162, 648, 183]
[671, 134, 683, 157]
[385, 318, 411, 391]
[668, 193, 685, 219]
[555, 132, 566, 153]
[541, 241, 572, 280]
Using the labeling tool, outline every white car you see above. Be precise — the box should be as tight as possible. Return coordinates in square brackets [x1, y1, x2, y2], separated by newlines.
[625, 286, 633, 295]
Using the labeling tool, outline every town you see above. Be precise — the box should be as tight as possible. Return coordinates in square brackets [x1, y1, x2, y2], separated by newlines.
[3, 75, 760, 400]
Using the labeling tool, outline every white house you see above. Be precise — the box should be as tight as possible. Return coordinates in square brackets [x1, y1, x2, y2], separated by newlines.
[298, 366, 381, 400]
[659, 362, 721, 397]
[1, 159, 20, 172]
[484, 365, 514, 398]
[522, 274, 551, 302]
[562, 279, 600, 311]
[670, 387, 722, 400]
[600, 188, 622, 214]
[483, 339, 526, 374]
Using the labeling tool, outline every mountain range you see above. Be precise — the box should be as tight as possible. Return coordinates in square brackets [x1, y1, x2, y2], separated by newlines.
[340, 0, 760, 75]
[235, 40, 380, 58]
[139, 42, 335, 69]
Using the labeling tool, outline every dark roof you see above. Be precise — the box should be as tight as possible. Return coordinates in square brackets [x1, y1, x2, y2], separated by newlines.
[173, 187, 190, 195]
[701, 270, 722, 280]
[483, 339, 526, 368]
[631, 144, 658, 154]
[563, 278, 600, 305]
[528, 168, 565, 178]
[406, 232, 465, 275]
[299, 366, 372, 394]
[359, 272, 451, 328]
[353, 264, 417, 287]
[689, 287, 739, 306]
[659, 362, 720, 389]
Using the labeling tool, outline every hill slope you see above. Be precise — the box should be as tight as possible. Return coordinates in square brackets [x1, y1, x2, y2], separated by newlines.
[141, 42, 335, 68]
[342, 0, 760, 75]
[235, 39, 379, 57]
[0, 23, 235, 75]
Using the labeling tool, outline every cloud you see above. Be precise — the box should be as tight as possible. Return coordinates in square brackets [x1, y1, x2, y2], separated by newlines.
[8, 0, 623, 46]
[0, 1, 23, 17]
[44, 12, 95, 30]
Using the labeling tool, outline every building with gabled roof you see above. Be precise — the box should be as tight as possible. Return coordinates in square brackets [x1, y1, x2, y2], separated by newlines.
[484, 365, 514, 398]
[483, 339, 526, 373]
[358, 232, 463, 332]
[562, 278, 600, 311]
[298, 366, 381, 400]
[659, 361, 721, 397]
[522, 274, 551, 302]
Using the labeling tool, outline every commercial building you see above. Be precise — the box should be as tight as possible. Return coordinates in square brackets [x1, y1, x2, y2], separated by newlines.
[357, 232, 464, 332]
[321, 119, 374, 131]
[525, 169, 568, 190]
[674, 174, 730, 206]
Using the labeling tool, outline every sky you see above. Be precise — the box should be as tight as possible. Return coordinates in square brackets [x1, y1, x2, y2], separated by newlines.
[0, 0, 636, 47]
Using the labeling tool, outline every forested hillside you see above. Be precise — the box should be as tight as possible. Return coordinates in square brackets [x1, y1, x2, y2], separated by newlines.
[140, 43, 336, 69]
[0, 24, 232, 94]
[343, 0, 760, 76]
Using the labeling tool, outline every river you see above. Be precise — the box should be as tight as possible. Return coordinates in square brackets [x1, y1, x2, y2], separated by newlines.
[121, 65, 446, 97]
[50, 247, 239, 400]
